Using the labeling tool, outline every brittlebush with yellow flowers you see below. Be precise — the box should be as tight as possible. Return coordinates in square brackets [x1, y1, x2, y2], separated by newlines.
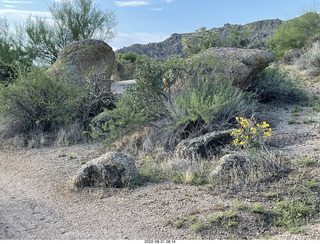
[231, 117, 272, 149]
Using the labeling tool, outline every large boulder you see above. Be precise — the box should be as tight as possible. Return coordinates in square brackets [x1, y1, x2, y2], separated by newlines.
[204, 47, 275, 89]
[72, 152, 140, 188]
[47, 39, 115, 90]
[174, 130, 233, 158]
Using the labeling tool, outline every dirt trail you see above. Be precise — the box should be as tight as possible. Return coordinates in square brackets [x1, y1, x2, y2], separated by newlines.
[0, 144, 226, 240]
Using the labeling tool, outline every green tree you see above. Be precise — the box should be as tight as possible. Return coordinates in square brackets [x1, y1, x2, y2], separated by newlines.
[227, 26, 252, 48]
[25, 0, 117, 63]
[0, 17, 35, 84]
[182, 27, 221, 56]
[269, 11, 320, 59]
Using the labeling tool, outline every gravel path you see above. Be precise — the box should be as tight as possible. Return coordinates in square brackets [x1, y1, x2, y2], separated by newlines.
[0, 143, 228, 240]
[111, 80, 136, 94]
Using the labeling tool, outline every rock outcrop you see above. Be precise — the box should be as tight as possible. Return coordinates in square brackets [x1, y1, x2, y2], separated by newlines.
[204, 47, 275, 89]
[174, 130, 233, 158]
[47, 39, 115, 90]
[72, 152, 139, 188]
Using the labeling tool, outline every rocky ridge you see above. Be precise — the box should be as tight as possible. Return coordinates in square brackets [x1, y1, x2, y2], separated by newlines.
[116, 19, 283, 59]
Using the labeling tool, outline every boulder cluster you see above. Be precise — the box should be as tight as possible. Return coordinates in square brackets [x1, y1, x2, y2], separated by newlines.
[50, 39, 277, 188]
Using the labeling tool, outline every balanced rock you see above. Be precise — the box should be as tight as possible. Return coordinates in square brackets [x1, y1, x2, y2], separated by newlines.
[72, 152, 139, 188]
[174, 130, 233, 158]
[204, 47, 275, 89]
[47, 39, 115, 90]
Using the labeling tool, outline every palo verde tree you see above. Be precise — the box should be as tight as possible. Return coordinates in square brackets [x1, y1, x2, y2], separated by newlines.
[25, 0, 118, 63]
[269, 11, 320, 59]
[182, 27, 221, 56]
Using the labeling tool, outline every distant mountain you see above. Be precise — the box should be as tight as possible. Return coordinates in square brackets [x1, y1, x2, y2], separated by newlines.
[115, 19, 283, 59]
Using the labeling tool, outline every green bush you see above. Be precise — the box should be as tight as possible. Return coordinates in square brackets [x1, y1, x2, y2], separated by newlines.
[0, 66, 80, 133]
[269, 11, 320, 59]
[249, 65, 307, 103]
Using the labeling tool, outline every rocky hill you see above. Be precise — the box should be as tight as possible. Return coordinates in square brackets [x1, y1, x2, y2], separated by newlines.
[116, 19, 283, 59]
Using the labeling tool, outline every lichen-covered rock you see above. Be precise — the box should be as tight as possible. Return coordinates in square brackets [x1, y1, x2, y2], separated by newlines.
[174, 130, 233, 158]
[47, 39, 115, 90]
[211, 153, 249, 178]
[283, 49, 304, 64]
[205, 47, 275, 89]
[72, 152, 139, 188]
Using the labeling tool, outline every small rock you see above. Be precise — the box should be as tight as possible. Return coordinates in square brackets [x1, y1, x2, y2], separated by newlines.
[72, 152, 140, 188]
[174, 130, 233, 158]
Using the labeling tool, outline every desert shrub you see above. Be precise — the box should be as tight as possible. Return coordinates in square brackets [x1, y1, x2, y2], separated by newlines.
[91, 58, 166, 144]
[165, 55, 257, 138]
[114, 60, 136, 80]
[295, 42, 320, 76]
[93, 55, 258, 150]
[113, 54, 149, 81]
[0, 66, 80, 135]
[249, 65, 307, 103]
[269, 11, 320, 59]
[117, 52, 139, 63]
[226, 26, 252, 48]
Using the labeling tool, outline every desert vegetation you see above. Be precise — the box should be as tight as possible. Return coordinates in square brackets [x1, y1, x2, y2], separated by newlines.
[2, 2, 320, 240]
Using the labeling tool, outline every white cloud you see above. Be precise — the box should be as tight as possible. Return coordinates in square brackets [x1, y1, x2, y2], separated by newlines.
[52, 0, 74, 2]
[4, 5, 16, 7]
[109, 32, 169, 49]
[150, 8, 163, 11]
[114, 1, 150, 7]
[1, 1, 33, 3]
[0, 9, 51, 21]
[165, 0, 174, 3]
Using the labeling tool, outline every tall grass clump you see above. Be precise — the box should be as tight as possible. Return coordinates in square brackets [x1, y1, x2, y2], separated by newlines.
[249, 65, 307, 103]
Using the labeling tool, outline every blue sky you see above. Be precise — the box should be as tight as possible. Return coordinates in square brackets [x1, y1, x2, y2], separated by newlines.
[0, 0, 319, 49]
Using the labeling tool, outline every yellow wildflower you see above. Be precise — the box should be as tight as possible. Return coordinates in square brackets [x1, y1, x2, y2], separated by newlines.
[146, 155, 150, 159]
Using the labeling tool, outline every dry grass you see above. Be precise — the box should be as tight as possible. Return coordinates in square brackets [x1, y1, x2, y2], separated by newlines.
[211, 149, 289, 187]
